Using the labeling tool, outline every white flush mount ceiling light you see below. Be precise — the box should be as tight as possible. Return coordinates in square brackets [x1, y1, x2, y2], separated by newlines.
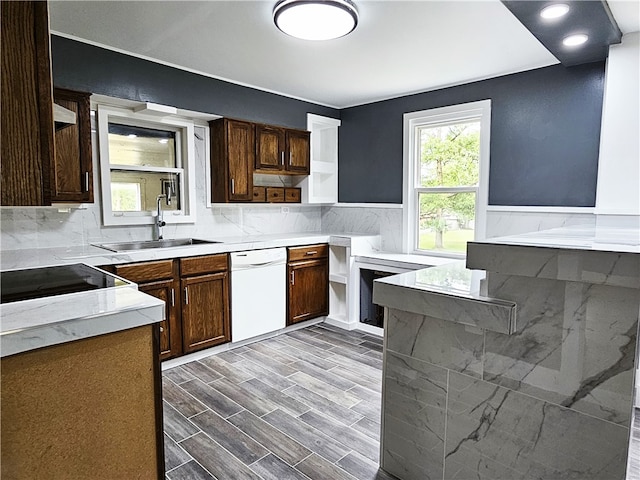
[540, 3, 570, 20]
[563, 33, 588, 47]
[273, 0, 359, 41]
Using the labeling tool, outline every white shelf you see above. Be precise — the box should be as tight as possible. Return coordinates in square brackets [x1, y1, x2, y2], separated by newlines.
[329, 273, 348, 284]
[302, 114, 340, 204]
[311, 161, 336, 175]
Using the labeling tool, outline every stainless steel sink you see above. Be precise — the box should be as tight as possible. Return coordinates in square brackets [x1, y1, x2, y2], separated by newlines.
[95, 238, 222, 252]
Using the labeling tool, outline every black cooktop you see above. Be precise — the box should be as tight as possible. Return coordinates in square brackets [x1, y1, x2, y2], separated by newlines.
[0, 264, 128, 304]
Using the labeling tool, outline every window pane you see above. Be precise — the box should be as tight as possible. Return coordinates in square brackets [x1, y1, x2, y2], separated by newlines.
[418, 191, 475, 254]
[110, 170, 180, 212]
[418, 121, 480, 187]
[108, 124, 177, 168]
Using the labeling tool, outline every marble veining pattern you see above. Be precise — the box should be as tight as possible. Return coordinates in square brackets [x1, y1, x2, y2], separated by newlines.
[321, 206, 403, 253]
[482, 274, 639, 425]
[377, 232, 639, 480]
[373, 263, 516, 335]
[445, 371, 628, 479]
[1, 286, 164, 357]
[386, 310, 484, 378]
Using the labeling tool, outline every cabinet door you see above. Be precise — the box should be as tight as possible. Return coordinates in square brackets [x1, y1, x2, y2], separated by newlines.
[1, 1, 55, 206]
[139, 279, 182, 360]
[52, 88, 93, 203]
[286, 130, 310, 174]
[287, 258, 329, 325]
[181, 272, 230, 353]
[255, 124, 285, 172]
[227, 119, 254, 201]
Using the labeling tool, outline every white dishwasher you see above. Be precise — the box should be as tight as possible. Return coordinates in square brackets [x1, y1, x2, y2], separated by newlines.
[230, 248, 287, 343]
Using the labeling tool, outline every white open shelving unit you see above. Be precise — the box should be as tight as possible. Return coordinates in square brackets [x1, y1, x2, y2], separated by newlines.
[325, 235, 381, 331]
[301, 113, 341, 204]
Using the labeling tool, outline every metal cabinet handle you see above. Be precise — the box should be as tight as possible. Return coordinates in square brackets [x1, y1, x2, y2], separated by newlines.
[289, 151, 292, 166]
[290, 271, 295, 285]
[84, 172, 90, 192]
[171, 288, 175, 307]
[281, 151, 285, 166]
[184, 287, 189, 305]
[306, 251, 317, 255]
[231, 178, 235, 195]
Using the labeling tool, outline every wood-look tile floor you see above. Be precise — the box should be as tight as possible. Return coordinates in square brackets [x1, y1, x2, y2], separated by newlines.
[162, 324, 397, 480]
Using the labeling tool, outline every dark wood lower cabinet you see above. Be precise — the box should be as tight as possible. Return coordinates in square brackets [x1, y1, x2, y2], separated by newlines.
[107, 254, 231, 361]
[138, 279, 181, 360]
[109, 259, 181, 360]
[287, 244, 329, 325]
[181, 271, 230, 353]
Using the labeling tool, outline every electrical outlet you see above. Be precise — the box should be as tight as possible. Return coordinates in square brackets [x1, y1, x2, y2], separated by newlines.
[281, 206, 289, 214]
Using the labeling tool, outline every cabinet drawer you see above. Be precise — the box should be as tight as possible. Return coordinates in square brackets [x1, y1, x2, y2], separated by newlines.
[285, 188, 301, 203]
[252, 186, 266, 202]
[180, 254, 228, 277]
[113, 260, 174, 283]
[288, 244, 328, 262]
[266, 187, 285, 203]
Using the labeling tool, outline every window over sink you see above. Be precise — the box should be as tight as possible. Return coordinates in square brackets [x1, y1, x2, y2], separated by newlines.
[402, 100, 491, 257]
[97, 104, 197, 226]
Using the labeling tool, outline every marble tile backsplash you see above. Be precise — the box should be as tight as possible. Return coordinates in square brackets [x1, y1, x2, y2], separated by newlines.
[0, 205, 322, 250]
[321, 206, 403, 252]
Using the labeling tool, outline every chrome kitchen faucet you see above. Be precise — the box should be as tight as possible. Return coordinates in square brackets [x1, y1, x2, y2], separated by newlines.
[155, 183, 173, 240]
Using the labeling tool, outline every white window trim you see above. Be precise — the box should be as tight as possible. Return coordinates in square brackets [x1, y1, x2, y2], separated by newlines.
[402, 99, 491, 257]
[97, 104, 197, 226]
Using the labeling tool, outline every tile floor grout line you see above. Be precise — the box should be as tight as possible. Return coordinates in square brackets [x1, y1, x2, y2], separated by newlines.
[175, 430, 203, 445]
[163, 323, 386, 480]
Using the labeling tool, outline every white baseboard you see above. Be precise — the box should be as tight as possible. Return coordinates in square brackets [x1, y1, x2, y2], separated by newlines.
[324, 315, 359, 331]
[161, 317, 324, 370]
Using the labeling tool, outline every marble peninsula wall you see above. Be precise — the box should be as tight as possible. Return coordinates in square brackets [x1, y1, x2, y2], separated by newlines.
[375, 241, 640, 479]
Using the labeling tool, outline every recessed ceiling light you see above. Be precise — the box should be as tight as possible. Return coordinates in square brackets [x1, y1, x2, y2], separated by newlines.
[127, 134, 137, 138]
[563, 34, 589, 47]
[540, 3, 570, 20]
[273, 0, 359, 41]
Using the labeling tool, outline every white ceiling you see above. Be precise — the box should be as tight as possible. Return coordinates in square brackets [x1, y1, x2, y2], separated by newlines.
[49, 1, 638, 109]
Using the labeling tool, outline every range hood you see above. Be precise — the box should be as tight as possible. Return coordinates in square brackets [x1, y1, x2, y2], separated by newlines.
[53, 102, 76, 130]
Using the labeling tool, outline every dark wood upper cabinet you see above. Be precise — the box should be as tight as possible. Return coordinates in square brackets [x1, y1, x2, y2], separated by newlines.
[287, 244, 329, 325]
[285, 129, 311, 174]
[1, 1, 55, 206]
[255, 124, 286, 172]
[210, 118, 254, 202]
[52, 88, 93, 203]
[255, 124, 310, 175]
[211, 118, 310, 202]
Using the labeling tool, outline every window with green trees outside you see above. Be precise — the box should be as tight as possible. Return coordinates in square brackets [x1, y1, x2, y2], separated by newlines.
[418, 121, 479, 253]
[403, 100, 490, 257]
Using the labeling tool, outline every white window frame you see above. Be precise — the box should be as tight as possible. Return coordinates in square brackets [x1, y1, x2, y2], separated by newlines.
[97, 104, 197, 226]
[402, 100, 491, 257]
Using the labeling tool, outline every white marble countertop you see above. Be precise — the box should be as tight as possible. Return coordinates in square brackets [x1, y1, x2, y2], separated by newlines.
[373, 261, 517, 334]
[0, 232, 335, 271]
[355, 252, 457, 270]
[477, 224, 640, 254]
[0, 275, 165, 357]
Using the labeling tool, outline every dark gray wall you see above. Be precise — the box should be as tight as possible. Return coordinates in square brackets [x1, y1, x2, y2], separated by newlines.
[51, 35, 339, 130]
[339, 62, 605, 206]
